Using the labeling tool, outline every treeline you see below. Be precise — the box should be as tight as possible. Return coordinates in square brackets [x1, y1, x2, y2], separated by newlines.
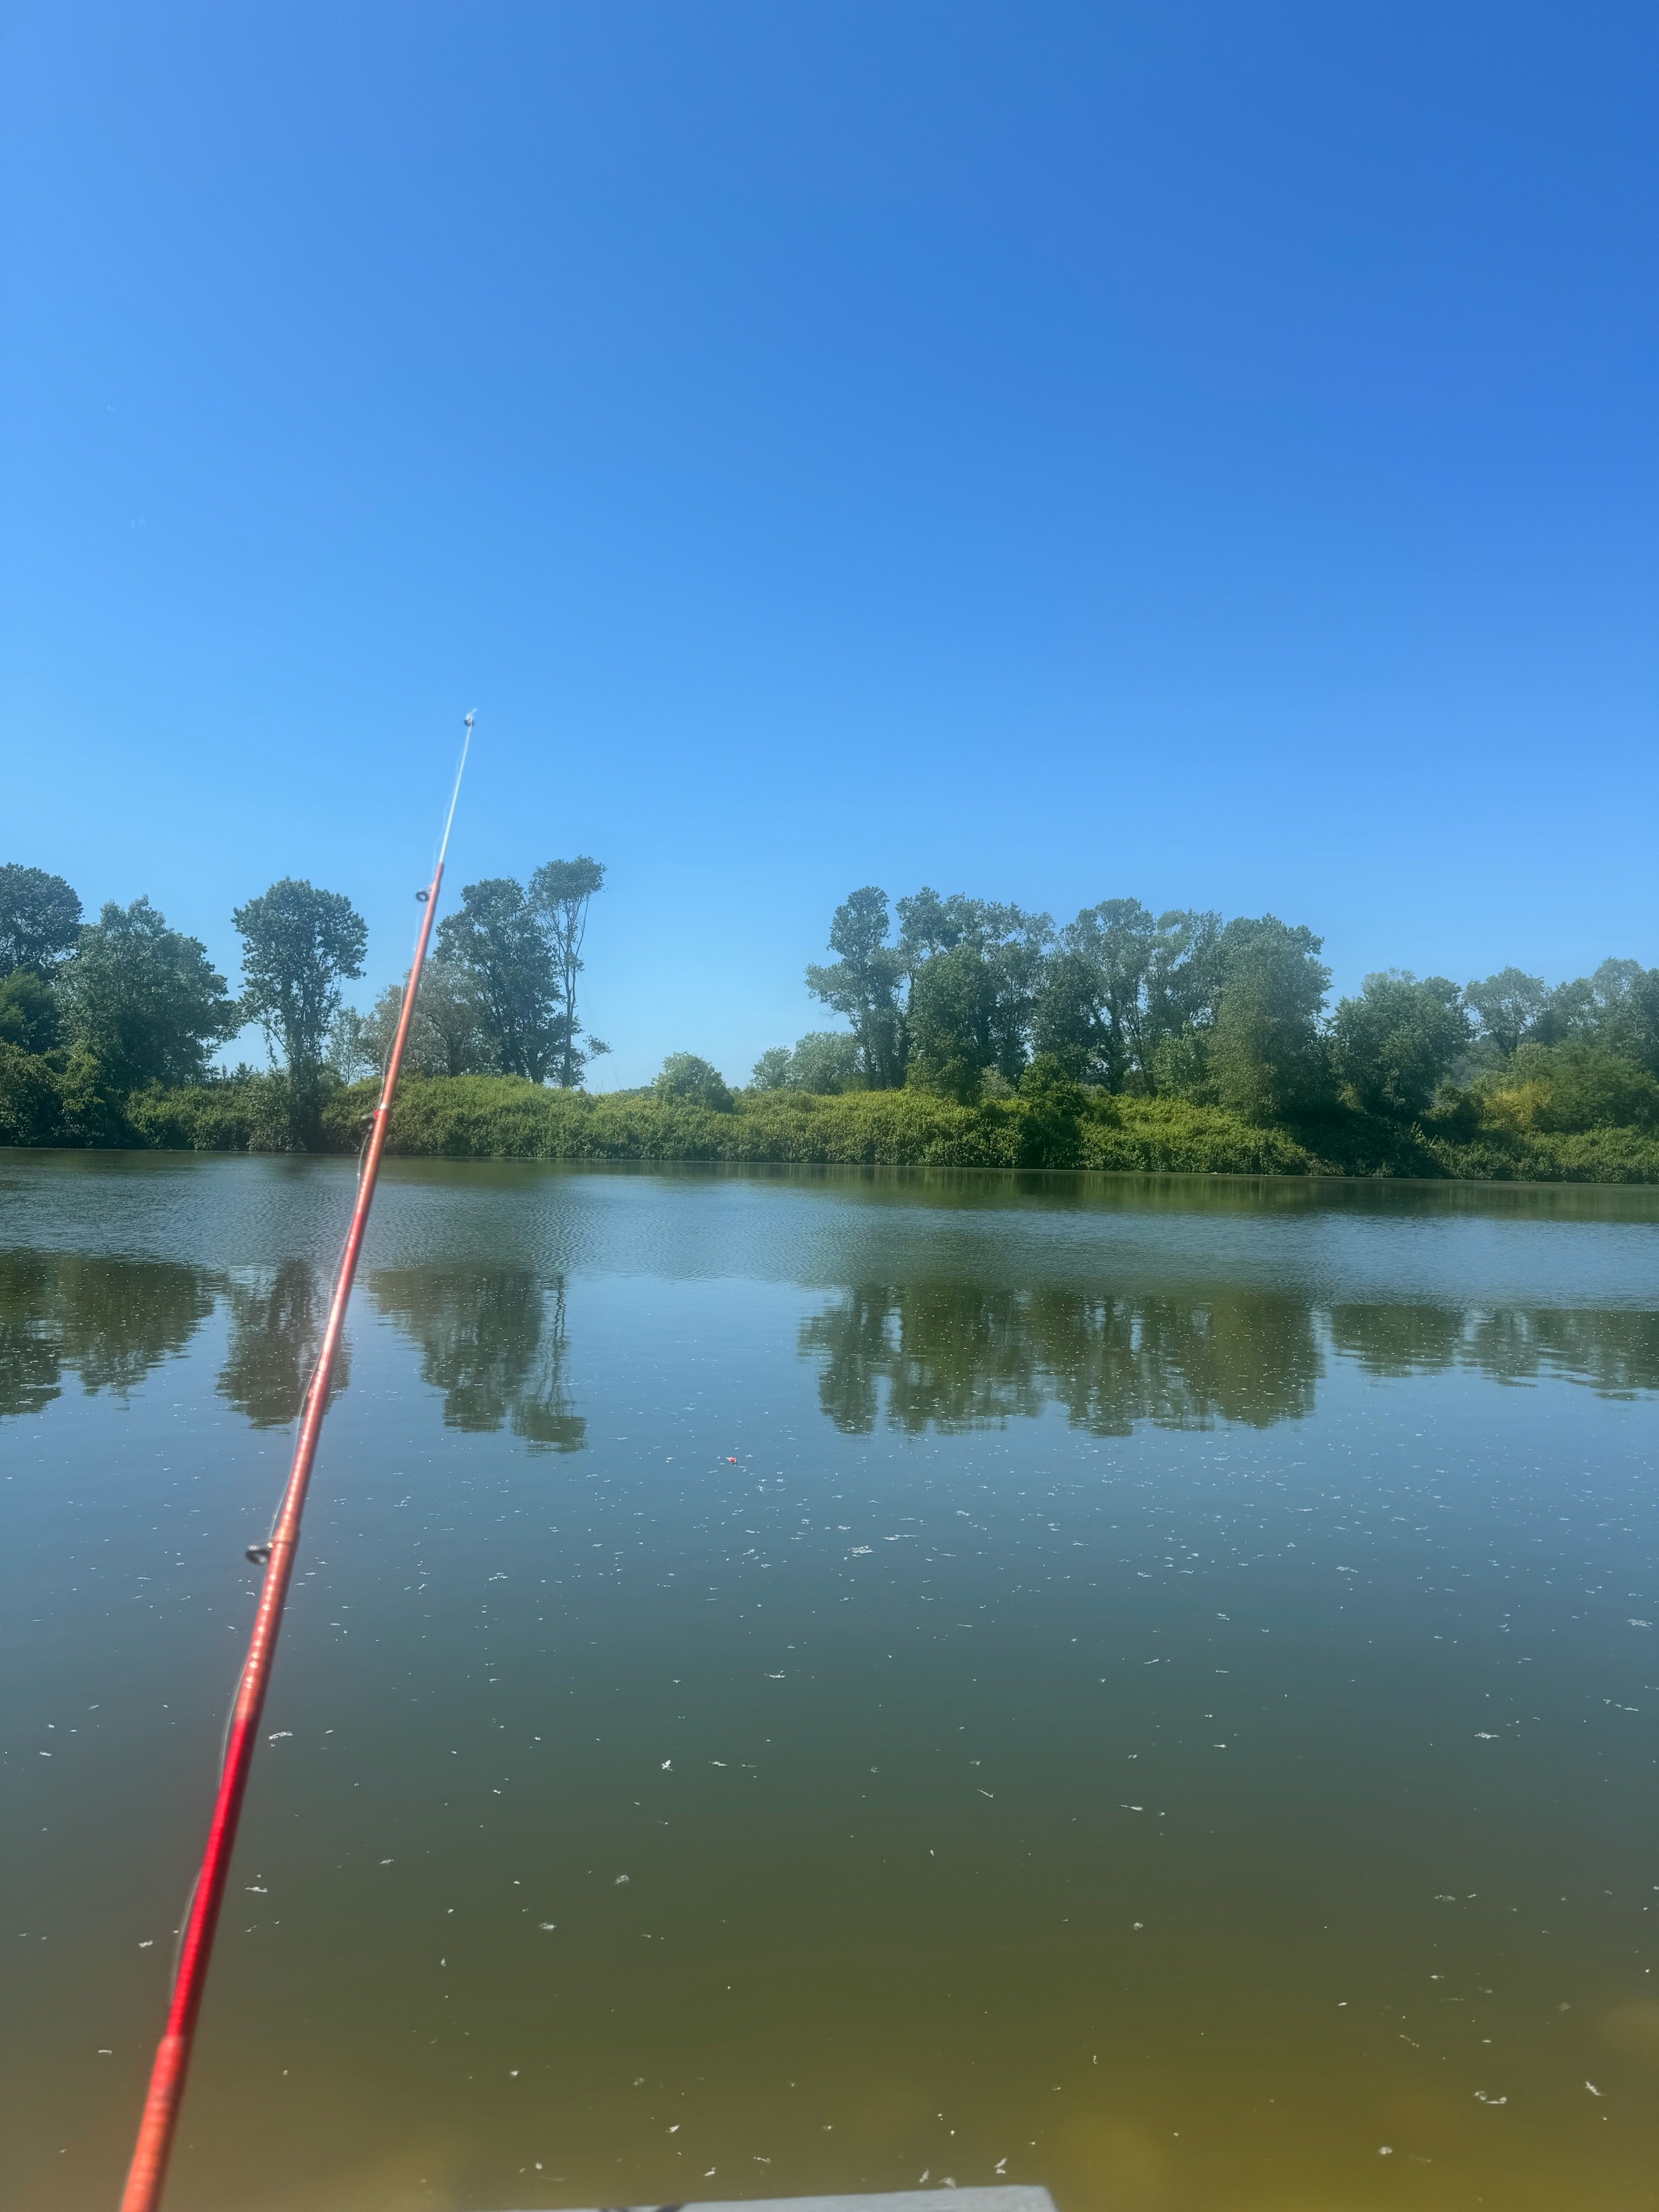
[0, 857, 605, 1147]
[5, 859, 1658, 1179]
[750, 887, 1659, 1143]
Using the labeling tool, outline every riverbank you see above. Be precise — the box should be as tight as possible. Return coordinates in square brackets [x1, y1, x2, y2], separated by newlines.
[106, 1071, 1659, 1179]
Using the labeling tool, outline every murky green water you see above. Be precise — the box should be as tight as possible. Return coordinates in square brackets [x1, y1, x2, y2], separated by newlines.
[4, 1154, 1657, 2212]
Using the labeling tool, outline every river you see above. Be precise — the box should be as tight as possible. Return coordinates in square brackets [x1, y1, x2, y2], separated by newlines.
[4, 1154, 1656, 2210]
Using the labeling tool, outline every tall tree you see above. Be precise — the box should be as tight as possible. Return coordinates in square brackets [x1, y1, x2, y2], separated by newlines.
[1525, 958, 1659, 1076]
[233, 880, 367, 1138]
[1606, 965, 1659, 1077]
[1207, 915, 1331, 1121]
[1064, 899, 1157, 1088]
[1033, 903, 1219, 1091]
[895, 890, 1052, 1085]
[1332, 971, 1469, 1119]
[530, 857, 607, 1086]
[0, 969, 61, 1054]
[1030, 947, 1110, 1082]
[1463, 968, 1548, 1059]
[1142, 908, 1224, 1067]
[435, 877, 561, 1081]
[330, 955, 494, 1083]
[906, 942, 999, 1103]
[62, 898, 239, 1090]
[806, 887, 908, 1088]
[0, 864, 82, 975]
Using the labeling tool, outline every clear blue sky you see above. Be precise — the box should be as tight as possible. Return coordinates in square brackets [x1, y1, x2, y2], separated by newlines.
[3, 2, 1654, 1088]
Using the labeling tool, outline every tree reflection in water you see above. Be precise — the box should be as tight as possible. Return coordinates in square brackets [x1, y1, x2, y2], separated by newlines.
[217, 1260, 352, 1428]
[371, 1265, 585, 1452]
[1328, 1304, 1659, 1395]
[802, 1281, 1659, 1435]
[800, 1284, 1321, 1433]
[3, 1243, 1652, 1441]
[0, 1249, 216, 1417]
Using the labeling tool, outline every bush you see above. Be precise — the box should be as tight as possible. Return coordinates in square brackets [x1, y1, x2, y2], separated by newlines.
[0, 1042, 66, 1144]
[1480, 1042, 1659, 1134]
[751, 1031, 864, 1094]
[9, 1063, 1659, 1181]
[0, 1041, 130, 1146]
[127, 1071, 332, 1152]
[653, 1053, 735, 1112]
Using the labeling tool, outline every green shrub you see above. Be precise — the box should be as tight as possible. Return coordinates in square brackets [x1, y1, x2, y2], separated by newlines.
[1480, 1042, 1659, 1134]
[0, 1041, 130, 1146]
[10, 1063, 1659, 1180]
[0, 1042, 66, 1145]
[127, 1071, 319, 1152]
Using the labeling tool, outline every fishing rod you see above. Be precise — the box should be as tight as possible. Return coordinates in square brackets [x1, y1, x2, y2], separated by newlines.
[118, 714, 476, 2212]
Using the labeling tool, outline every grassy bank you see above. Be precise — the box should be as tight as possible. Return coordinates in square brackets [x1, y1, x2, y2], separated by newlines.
[102, 1071, 1659, 1179]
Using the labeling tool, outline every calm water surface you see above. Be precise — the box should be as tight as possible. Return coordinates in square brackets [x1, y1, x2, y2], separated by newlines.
[3, 1154, 1657, 2212]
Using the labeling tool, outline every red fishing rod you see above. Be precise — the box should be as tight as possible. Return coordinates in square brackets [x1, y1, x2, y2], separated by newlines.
[118, 716, 475, 2212]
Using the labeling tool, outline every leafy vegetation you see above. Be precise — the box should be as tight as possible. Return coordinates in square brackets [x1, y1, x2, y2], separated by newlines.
[3, 857, 1657, 1179]
[0, 853, 607, 1151]
[431, 859, 608, 1085]
[233, 878, 368, 1145]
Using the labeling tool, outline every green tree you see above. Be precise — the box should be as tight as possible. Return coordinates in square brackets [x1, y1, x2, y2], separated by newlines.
[1030, 946, 1110, 1082]
[1515, 959, 1659, 1077]
[1611, 967, 1659, 1077]
[1054, 899, 1157, 1088]
[233, 879, 368, 1140]
[750, 1031, 864, 1093]
[1332, 970, 1469, 1119]
[436, 877, 561, 1081]
[1033, 903, 1220, 1091]
[1014, 1053, 1087, 1166]
[529, 856, 607, 1086]
[1463, 967, 1548, 1059]
[0, 1042, 64, 1145]
[330, 953, 494, 1083]
[1485, 1039, 1659, 1132]
[805, 887, 908, 1088]
[895, 888, 1052, 1085]
[653, 1052, 734, 1110]
[906, 941, 998, 1103]
[749, 1046, 792, 1091]
[1143, 908, 1224, 1064]
[0, 864, 82, 974]
[61, 898, 238, 1090]
[1573, 958, 1659, 1074]
[1208, 915, 1331, 1121]
[0, 969, 61, 1054]
[788, 1030, 863, 1092]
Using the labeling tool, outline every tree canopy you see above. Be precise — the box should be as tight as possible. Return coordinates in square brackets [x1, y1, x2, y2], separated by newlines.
[436, 861, 608, 1086]
[530, 856, 607, 1087]
[653, 1052, 734, 1111]
[804, 887, 908, 1090]
[751, 1031, 865, 1094]
[61, 898, 239, 1090]
[3, 850, 1657, 1171]
[1332, 971, 1468, 1120]
[0, 864, 82, 975]
[232, 880, 367, 1135]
